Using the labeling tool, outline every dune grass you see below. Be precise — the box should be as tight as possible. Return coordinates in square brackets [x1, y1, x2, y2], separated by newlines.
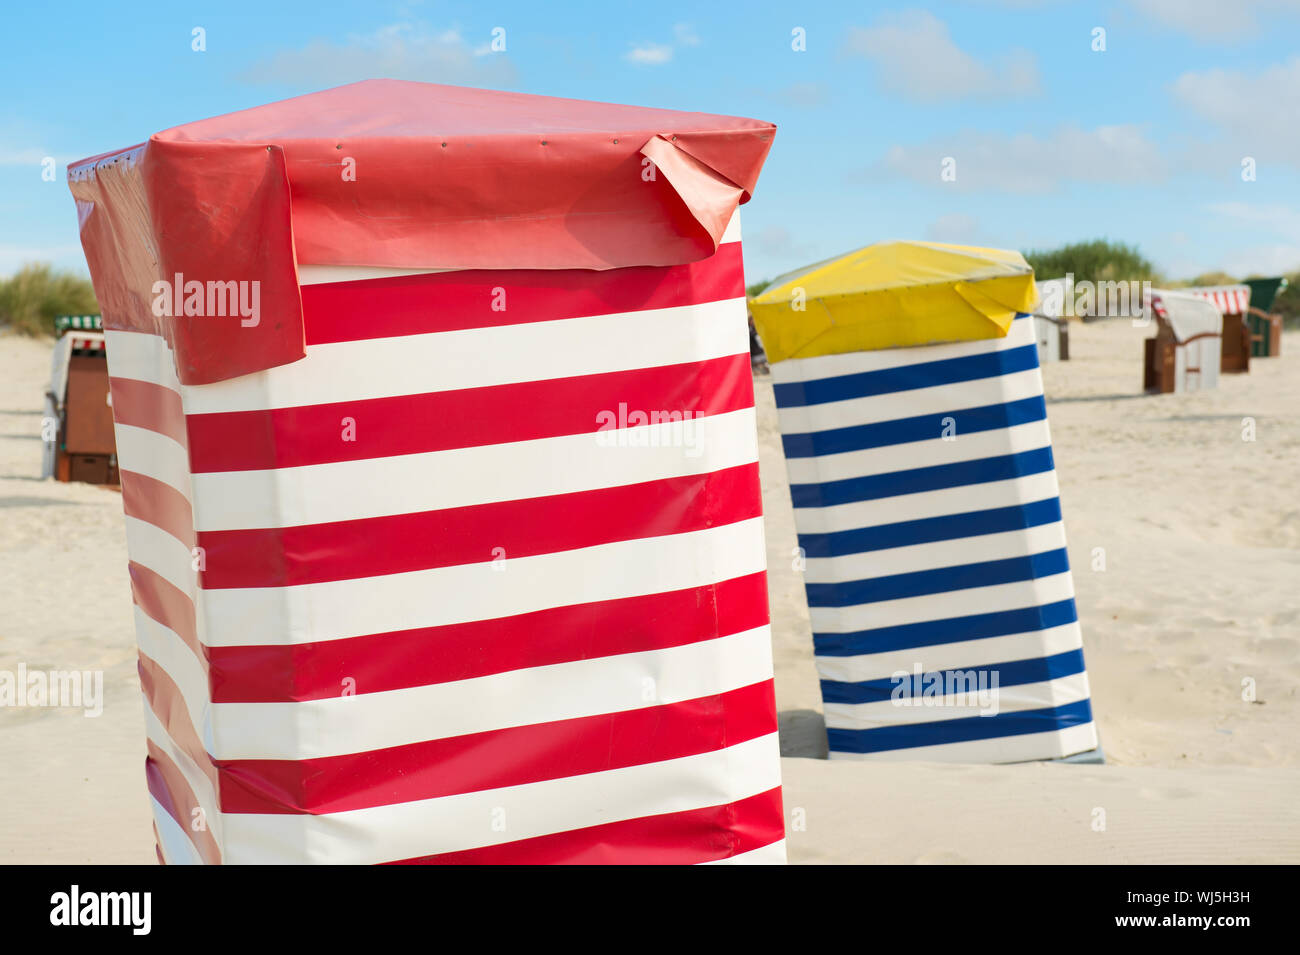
[0, 264, 99, 337]
[1023, 238, 1159, 285]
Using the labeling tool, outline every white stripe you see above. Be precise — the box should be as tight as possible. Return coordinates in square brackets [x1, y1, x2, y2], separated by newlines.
[210, 625, 774, 760]
[793, 469, 1063, 536]
[149, 795, 204, 866]
[105, 330, 182, 393]
[123, 516, 197, 597]
[219, 732, 781, 864]
[113, 424, 193, 502]
[775, 367, 1045, 436]
[803, 520, 1068, 583]
[815, 621, 1085, 683]
[771, 314, 1032, 381]
[135, 608, 212, 753]
[140, 705, 223, 849]
[784, 417, 1053, 485]
[829, 721, 1098, 764]
[298, 264, 457, 285]
[190, 406, 758, 531]
[822, 672, 1092, 729]
[721, 211, 742, 244]
[105, 298, 748, 417]
[175, 297, 749, 414]
[203, 516, 767, 647]
[809, 570, 1077, 634]
[702, 839, 787, 865]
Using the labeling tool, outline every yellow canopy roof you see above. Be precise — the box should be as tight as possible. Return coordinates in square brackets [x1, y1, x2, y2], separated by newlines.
[749, 240, 1039, 363]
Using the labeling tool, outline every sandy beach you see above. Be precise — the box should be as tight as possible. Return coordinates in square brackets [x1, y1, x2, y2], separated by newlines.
[2, 319, 1298, 864]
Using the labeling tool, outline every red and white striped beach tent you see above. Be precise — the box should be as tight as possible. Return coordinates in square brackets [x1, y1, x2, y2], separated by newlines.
[68, 81, 785, 864]
[1183, 285, 1251, 316]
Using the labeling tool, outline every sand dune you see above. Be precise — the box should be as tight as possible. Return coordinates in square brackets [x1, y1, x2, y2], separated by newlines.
[1, 320, 1297, 863]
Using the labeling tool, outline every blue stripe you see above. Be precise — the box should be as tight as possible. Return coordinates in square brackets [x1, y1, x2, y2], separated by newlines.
[783, 395, 1047, 459]
[820, 649, 1087, 705]
[814, 598, 1079, 657]
[792, 443, 1055, 510]
[806, 547, 1071, 608]
[827, 698, 1095, 754]
[773, 343, 1041, 408]
[798, 497, 1062, 558]
[792, 446, 1055, 509]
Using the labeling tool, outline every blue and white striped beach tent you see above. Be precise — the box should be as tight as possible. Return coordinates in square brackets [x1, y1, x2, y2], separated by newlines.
[751, 241, 1100, 763]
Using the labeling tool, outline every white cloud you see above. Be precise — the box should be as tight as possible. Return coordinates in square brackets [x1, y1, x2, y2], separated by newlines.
[1172, 58, 1300, 167]
[1208, 201, 1300, 240]
[925, 214, 982, 244]
[1130, 0, 1300, 41]
[625, 23, 702, 66]
[0, 244, 87, 277]
[0, 124, 75, 166]
[1221, 244, 1300, 275]
[749, 224, 820, 264]
[624, 43, 673, 65]
[844, 10, 1040, 102]
[1190, 203, 1300, 276]
[238, 23, 517, 87]
[0, 148, 59, 166]
[870, 124, 1166, 193]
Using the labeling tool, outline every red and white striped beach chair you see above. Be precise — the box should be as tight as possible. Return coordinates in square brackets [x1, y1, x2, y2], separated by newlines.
[69, 81, 785, 864]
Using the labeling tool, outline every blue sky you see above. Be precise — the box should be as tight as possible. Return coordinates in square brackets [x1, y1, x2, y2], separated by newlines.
[2, 0, 1299, 285]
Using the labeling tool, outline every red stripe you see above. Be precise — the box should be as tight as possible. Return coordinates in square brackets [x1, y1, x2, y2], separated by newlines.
[218, 679, 777, 814]
[387, 786, 785, 865]
[209, 571, 769, 703]
[129, 561, 203, 665]
[138, 652, 218, 794]
[121, 469, 196, 549]
[185, 352, 752, 473]
[302, 242, 745, 345]
[143, 742, 222, 865]
[198, 462, 759, 589]
[108, 376, 187, 448]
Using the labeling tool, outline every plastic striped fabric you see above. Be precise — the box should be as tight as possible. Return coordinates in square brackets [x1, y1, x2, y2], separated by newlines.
[68, 335, 106, 352]
[1184, 285, 1251, 316]
[56, 314, 103, 332]
[105, 220, 786, 865]
[772, 313, 1098, 763]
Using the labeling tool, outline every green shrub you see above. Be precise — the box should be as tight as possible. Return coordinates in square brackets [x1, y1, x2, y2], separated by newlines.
[1022, 239, 1158, 285]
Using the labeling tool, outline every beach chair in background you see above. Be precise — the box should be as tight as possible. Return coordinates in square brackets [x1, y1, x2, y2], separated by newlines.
[1031, 278, 1070, 363]
[1143, 292, 1223, 394]
[42, 314, 118, 485]
[1179, 284, 1252, 374]
[1243, 277, 1287, 358]
[67, 80, 785, 864]
[751, 242, 1101, 763]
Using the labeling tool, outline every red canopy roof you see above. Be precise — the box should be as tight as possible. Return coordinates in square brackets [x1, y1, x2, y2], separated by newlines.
[68, 80, 775, 384]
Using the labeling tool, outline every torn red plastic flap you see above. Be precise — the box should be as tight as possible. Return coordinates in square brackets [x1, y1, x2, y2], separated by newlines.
[67, 80, 776, 385]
